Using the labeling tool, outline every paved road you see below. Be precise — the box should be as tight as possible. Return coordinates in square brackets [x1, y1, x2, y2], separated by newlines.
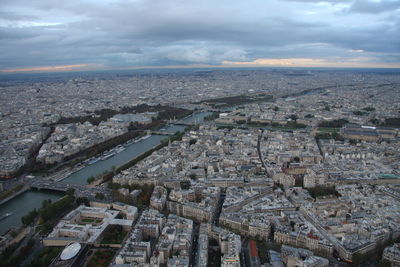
[241, 238, 250, 267]
[212, 192, 225, 226]
[29, 178, 111, 200]
[189, 222, 200, 267]
[257, 129, 271, 177]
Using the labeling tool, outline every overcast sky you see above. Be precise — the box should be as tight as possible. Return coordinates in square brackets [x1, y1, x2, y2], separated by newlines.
[1, 0, 399, 72]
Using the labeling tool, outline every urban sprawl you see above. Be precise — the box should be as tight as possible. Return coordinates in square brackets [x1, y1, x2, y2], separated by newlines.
[0, 69, 400, 267]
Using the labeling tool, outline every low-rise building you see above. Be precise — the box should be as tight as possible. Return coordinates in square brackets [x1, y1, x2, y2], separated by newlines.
[281, 245, 329, 267]
[44, 203, 136, 246]
[150, 186, 168, 211]
[382, 243, 400, 267]
[219, 231, 241, 267]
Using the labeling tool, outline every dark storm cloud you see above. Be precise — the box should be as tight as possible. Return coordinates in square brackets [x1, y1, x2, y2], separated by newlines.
[284, 0, 400, 14]
[0, 0, 399, 70]
[0, 11, 39, 21]
[282, 0, 350, 2]
[349, 0, 400, 14]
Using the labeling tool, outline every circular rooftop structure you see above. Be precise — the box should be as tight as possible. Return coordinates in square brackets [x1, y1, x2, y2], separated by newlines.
[60, 242, 81, 261]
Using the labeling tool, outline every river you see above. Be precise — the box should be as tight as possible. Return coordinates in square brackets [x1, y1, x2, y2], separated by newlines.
[0, 190, 63, 235]
[62, 111, 210, 185]
[62, 134, 168, 185]
[0, 112, 211, 234]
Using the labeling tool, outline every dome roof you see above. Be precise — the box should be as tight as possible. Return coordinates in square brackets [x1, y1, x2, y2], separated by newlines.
[60, 242, 81, 261]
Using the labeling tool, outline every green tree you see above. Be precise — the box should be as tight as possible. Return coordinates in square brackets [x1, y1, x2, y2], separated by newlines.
[349, 139, 358, 145]
[108, 182, 121, 190]
[318, 119, 349, 128]
[40, 195, 75, 223]
[332, 132, 344, 141]
[76, 197, 90, 206]
[180, 181, 191, 190]
[353, 110, 367, 116]
[315, 132, 331, 140]
[87, 176, 95, 184]
[378, 259, 392, 267]
[41, 199, 51, 208]
[289, 114, 298, 122]
[21, 209, 38, 226]
[306, 186, 340, 199]
[363, 107, 376, 112]
[352, 252, 365, 265]
[95, 192, 105, 200]
[66, 188, 75, 196]
[369, 118, 380, 125]
[189, 139, 197, 145]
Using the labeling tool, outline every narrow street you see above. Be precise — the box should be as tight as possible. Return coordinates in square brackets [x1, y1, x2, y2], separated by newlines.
[189, 222, 200, 267]
[213, 192, 226, 226]
[241, 238, 250, 267]
[257, 129, 270, 176]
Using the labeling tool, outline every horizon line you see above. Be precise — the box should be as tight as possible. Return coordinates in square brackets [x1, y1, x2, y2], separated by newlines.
[1, 63, 400, 75]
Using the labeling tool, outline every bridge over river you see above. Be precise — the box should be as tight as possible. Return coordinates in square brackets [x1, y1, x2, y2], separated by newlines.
[29, 179, 111, 199]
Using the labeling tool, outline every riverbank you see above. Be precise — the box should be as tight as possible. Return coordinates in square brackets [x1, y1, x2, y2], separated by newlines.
[26, 119, 183, 182]
[117, 131, 186, 173]
[2, 105, 193, 180]
[54, 113, 209, 185]
[0, 112, 210, 236]
[0, 226, 30, 254]
[0, 185, 29, 206]
[29, 127, 160, 184]
[0, 190, 63, 236]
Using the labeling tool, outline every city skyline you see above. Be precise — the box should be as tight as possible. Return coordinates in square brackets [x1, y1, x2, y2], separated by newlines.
[0, 64, 399, 265]
[1, 0, 400, 73]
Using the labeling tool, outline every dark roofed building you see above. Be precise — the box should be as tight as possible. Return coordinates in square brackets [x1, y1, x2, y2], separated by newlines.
[342, 124, 397, 142]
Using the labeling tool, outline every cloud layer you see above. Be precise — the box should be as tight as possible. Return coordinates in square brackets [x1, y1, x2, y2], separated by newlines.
[1, 0, 399, 71]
